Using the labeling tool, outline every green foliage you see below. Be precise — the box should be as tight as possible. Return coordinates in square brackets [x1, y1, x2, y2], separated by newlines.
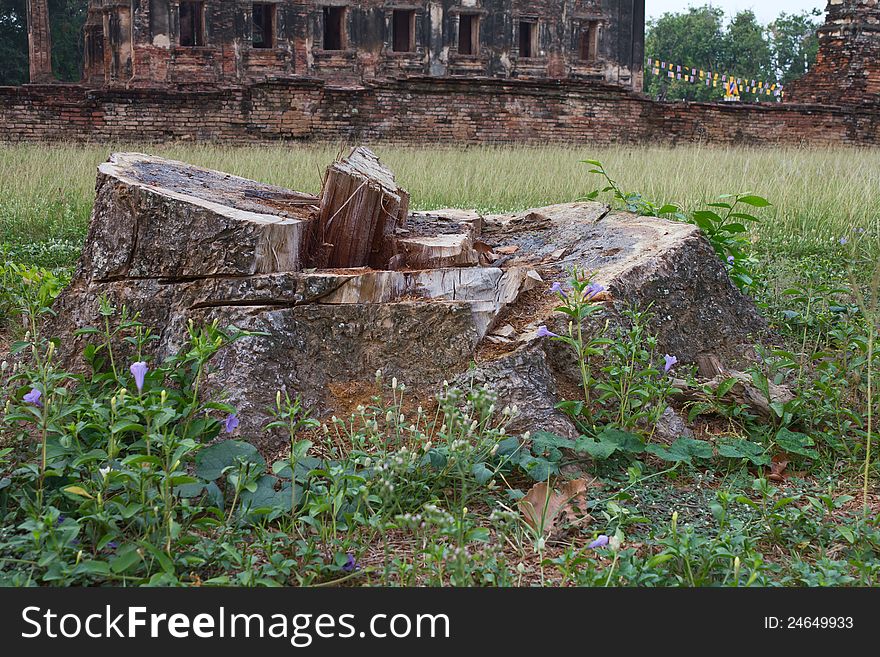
[0, 0, 86, 85]
[645, 6, 821, 102]
[769, 10, 823, 86]
[584, 159, 768, 293]
[2, 149, 879, 587]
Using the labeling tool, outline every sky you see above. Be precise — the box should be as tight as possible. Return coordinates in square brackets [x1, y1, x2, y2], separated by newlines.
[646, 1, 826, 25]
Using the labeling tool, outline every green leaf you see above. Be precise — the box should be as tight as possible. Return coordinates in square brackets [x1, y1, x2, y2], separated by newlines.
[715, 377, 739, 398]
[574, 435, 619, 459]
[646, 443, 692, 464]
[837, 526, 856, 544]
[531, 431, 575, 461]
[195, 440, 265, 480]
[737, 195, 771, 208]
[272, 455, 322, 481]
[717, 438, 771, 466]
[517, 453, 558, 481]
[673, 438, 714, 460]
[598, 427, 645, 453]
[646, 438, 713, 465]
[471, 462, 494, 485]
[110, 545, 143, 574]
[239, 475, 281, 515]
[73, 560, 111, 576]
[139, 541, 175, 575]
[496, 436, 521, 457]
[775, 428, 818, 459]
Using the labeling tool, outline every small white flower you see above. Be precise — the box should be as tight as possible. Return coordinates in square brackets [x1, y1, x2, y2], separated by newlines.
[99, 465, 111, 479]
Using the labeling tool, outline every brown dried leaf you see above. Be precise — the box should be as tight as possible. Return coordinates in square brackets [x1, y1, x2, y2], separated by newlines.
[768, 454, 789, 482]
[518, 477, 601, 536]
[495, 245, 520, 255]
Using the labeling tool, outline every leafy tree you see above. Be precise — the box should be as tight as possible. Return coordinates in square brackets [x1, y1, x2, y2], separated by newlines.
[769, 10, 823, 85]
[0, 0, 85, 85]
[645, 5, 727, 101]
[723, 10, 773, 81]
[0, 0, 28, 86]
[645, 5, 821, 102]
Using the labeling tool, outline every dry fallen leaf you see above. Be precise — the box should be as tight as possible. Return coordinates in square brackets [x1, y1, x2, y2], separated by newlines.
[518, 477, 602, 536]
[768, 454, 789, 482]
[495, 245, 520, 255]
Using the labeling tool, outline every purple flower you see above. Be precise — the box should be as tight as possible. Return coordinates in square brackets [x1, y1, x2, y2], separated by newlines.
[342, 553, 359, 573]
[727, 255, 735, 264]
[130, 361, 148, 393]
[106, 541, 118, 550]
[23, 387, 42, 407]
[536, 325, 559, 338]
[664, 354, 678, 373]
[224, 413, 240, 434]
[549, 282, 567, 298]
[588, 535, 609, 549]
[839, 236, 848, 246]
[585, 283, 605, 299]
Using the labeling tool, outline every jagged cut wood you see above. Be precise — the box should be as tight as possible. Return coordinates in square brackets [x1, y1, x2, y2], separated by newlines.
[313, 146, 410, 269]
[396, 210, 482, 269]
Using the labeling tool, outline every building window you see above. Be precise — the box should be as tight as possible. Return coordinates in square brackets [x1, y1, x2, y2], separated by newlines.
[86, 26, 104, 69]
[579, 21, 599, 61]
[252, 3, 275, 48]
[458, 14, 479, 56]
[518, 20, 537, 58]
[179, 1, 205, 47]
[323, 6, 346, 50]
[392, 9, 415, 52]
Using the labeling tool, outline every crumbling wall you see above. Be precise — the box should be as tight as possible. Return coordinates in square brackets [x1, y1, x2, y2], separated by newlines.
[786, 0, 880, 107]
[73, 0, 644, 89]
[1, 77, 878, 146]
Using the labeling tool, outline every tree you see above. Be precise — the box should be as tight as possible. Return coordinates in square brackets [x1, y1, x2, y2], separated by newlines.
[0, 0, 86, 85]
[0, 0, 28, 86]
[644, 5, 727, 102]
[769, 10, 823, 85]
[645, 5, 820, 102]
[723, 10, 773, 81]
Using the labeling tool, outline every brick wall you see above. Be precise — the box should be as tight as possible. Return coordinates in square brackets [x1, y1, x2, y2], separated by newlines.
[1, 77, 878, 146]
[786, 1, 880, 108]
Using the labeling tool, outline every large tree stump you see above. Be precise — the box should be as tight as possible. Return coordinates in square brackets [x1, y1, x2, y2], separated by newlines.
[43, 152, 768, 450]
[313, 147, 409, 269]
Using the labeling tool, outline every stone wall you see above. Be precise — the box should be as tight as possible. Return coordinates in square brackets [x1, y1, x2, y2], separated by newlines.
[1, 77, 878, 146]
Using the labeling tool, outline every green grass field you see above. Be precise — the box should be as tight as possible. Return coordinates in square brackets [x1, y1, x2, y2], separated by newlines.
[1, 143, 878, 587]
[1, 144, 877, 263]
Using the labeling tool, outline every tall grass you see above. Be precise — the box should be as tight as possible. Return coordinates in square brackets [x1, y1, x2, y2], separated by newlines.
[1, 143, 877, 255]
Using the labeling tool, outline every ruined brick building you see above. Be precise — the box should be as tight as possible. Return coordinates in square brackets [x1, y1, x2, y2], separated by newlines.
[8, 0, 880, 146]
[786, 0, 880, 106]
[66, 0, 646, 89]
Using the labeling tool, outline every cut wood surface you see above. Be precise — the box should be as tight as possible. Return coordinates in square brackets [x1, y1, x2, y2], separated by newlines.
[313, 146, 410, 269]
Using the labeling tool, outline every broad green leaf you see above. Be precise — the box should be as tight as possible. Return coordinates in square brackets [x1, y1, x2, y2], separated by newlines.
[775, 428, 818, 459]
[471, 463, 494, 485]
[195, 440, 265, 480]
[598, 427, 645, 453]
[737, 195, 771, 208]
[574, 435, 618, 459]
